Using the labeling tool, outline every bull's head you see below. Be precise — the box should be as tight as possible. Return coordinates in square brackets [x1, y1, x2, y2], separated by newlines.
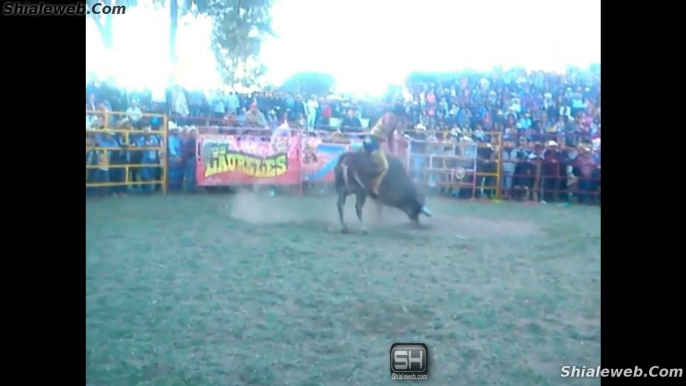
[405, 192, 432, 223]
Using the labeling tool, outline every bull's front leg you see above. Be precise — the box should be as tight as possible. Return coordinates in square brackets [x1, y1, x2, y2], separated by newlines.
[337, 192, 349, 233]
[355, 193, 368, 234]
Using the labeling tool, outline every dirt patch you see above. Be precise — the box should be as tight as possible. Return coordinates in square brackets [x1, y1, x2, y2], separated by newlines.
[425, 215, 543, 238]
[87, 195, 600, 385]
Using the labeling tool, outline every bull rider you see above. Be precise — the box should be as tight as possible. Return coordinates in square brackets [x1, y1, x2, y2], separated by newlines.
[363, 112, 398, 196]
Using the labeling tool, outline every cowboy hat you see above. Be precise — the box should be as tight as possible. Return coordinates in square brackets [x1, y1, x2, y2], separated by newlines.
[546, 140, 558, 147]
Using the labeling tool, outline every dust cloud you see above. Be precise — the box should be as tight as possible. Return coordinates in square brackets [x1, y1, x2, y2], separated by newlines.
[225, 192, 542, 238]
[225, 191, 401, 228]
[226, 191, 310, 224]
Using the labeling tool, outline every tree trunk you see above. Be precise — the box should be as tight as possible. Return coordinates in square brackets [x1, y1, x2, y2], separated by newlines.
[169, 0, 178, 63]
[99, 17, 114, 50]
[89, 0, 114, 50]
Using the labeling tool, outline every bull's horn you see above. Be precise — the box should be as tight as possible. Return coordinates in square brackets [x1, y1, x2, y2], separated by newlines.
[421, 206, 432, 217]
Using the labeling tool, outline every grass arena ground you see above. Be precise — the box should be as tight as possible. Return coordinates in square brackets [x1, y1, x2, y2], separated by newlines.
[86, 193, 601, 386]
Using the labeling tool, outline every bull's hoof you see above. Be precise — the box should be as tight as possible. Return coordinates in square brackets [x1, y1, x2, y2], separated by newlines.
[361, 229, 368, 235]
[341, 228, 349, 234]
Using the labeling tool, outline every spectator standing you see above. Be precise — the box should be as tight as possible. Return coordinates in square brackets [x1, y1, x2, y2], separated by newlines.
[320, 102, 332, 127]
[306, 96, 319, 130]
[284, 93, 295, 119]
[211, 91, 226, 119]
[291, 95, 306, 122]
[170, 86, 190, 124]
[541, 140, 563, 203]
[188, 89, 205, 117]
[167, 124, 184, 191]
[500, 140, 519, 200]
[134, 125, 161, 194]
[87, 93, 97, 111]
[93, 130, 120, 196]
[225, 91, 239, 115]
[573, 145, 597, 204]
[256, 91, 272, 117]
[182, 128, 197, 192]
[97, 102, 117, 129]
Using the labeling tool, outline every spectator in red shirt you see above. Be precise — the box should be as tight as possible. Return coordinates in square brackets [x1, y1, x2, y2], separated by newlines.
[573, 145, 597, 204]
[182, 128, 197, 192]
[542, 140, 563, 202]
[320, 103, 332, 128]
[426, 91, 436, 105]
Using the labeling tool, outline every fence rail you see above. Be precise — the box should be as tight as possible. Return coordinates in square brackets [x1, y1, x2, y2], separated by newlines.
[86, 110, 600, 204]
[86, 111, 169, 194]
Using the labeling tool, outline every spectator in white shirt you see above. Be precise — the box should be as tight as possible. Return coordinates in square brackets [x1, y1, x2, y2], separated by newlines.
[171, 86, 190, 118]
[559, 104, 571, 119]
[212, 91, 226, 118]
[305, 96, 319, 130]
[125, 101, 143, 123]
[225, 91, 239, 115]
[509, 97, 522, 114]
[271, 120, 291, 140]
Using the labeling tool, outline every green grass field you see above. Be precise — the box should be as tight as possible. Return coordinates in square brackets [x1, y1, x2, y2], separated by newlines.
[86, 193, 600, 386]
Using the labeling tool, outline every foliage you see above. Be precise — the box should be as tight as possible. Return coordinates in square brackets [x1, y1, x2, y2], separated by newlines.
[208, 0, 276, 87]
[86, 0, 167, 50]
[87, 0, 276, 87]
[279, 72, 335, 96]
[406, 71, 469, 85]
[86, 0, 118, 49]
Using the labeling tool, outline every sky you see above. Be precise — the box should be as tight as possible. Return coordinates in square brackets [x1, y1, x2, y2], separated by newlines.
[86, 0, 600, 96]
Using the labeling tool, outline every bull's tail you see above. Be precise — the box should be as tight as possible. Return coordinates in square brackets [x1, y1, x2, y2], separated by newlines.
[341, 163, 350, 191]
[335, 152, 350, 169]
[353, 170, 365, 190]
[335, 153, 350, 191]
[335, 152, 366, 191]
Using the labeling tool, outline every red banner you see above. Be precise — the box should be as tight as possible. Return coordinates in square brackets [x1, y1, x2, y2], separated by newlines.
[195, 133, 406, 187]
[300, 138, 360, 182]
[196, 134, 301, 186]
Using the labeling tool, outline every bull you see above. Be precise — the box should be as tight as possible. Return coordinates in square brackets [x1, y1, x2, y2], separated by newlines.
[334, 151, 431, 234]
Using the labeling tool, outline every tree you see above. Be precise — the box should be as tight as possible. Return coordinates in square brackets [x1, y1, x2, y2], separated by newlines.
[87, 0, 196, 61]
[279, 72, 335, 96]
[87, 0, 276, 86]
[209, 0, 276, 87]
[170, 1, 213, 63]
[169, 0, 178, 62]
[86, 0, 127, 50]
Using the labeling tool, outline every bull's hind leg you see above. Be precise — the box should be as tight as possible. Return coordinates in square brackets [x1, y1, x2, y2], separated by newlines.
[337, 192, 349, 233]
[374, 199, 383, 220]
[355, 193, 368, 234]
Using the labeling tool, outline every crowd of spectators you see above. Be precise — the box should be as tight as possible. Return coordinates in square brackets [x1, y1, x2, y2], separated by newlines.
[86, 66, 600, 203]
